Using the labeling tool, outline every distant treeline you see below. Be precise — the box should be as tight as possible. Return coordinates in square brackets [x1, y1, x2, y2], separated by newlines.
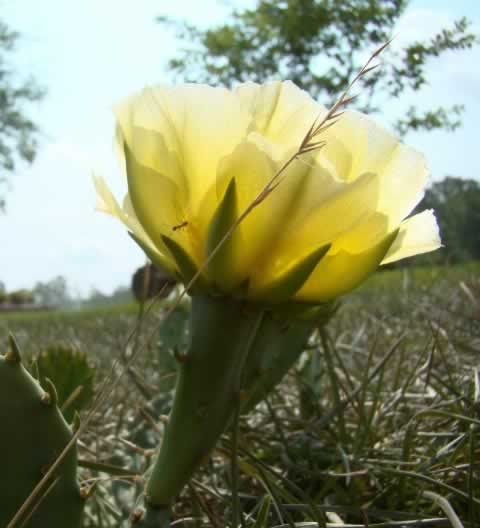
[0, 289, 34, 305]
[400, 176, 480, 267]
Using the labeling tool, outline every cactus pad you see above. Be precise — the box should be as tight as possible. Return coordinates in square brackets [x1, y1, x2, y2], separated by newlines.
[0, 335, 84, 527]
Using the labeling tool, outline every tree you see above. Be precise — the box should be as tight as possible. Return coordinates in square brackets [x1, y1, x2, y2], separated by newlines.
[420, 177, 480, 264]
[33, 276, 71, 307]
[0, 19, 44, 208]
[159, 0, 476, 135]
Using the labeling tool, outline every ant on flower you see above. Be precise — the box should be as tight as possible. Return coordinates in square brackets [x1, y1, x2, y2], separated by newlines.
[172, 221, 189, 232]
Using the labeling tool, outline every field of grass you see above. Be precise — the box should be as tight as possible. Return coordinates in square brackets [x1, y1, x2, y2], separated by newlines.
[1, 263, 479, 527]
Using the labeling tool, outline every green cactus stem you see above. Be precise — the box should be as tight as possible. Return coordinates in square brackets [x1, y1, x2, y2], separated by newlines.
[135, 295, 324, 527]
[143, 296, 264, 512]
[240, 312, 313, 413]
[0, 335, 84, 528]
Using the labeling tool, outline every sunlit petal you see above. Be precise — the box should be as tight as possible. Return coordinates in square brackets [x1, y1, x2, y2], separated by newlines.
[100, 81, 440, 304]
[381, 210, 441, 265]
[252, 171, 380, 288]
[295, 230, 398, 302]
[116, 85, 250, 217]
[93, 174, 176, 273]
[235, 81, 327, 149]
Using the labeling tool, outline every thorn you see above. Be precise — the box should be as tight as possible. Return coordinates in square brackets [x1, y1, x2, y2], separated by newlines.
[131, 509, 144, 524]
[173, 346, 188, 363]
[41, 378, 58, 406]
[80, 481, 98, 499]
[5, 334, 22, 363]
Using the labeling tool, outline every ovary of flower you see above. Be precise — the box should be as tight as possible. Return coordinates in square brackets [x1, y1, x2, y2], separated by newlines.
[94, 81, 441, 304]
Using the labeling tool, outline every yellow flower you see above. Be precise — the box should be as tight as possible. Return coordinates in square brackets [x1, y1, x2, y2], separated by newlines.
[95, 81, 440, 304]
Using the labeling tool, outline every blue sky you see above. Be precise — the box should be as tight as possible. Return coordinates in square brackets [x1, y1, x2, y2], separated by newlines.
[1, 0, 479, 297]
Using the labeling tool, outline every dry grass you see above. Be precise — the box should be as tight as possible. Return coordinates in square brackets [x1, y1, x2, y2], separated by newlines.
[2, 263, 479, 527]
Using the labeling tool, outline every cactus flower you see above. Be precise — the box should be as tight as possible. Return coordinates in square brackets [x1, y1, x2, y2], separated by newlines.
[95, 81, 440, 305]
[94, 81, 441, 526]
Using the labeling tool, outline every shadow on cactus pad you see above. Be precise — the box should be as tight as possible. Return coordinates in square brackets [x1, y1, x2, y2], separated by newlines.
[32, 344, 95, 422]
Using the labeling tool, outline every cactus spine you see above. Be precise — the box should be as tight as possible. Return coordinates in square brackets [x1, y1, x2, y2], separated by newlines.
[0, 335, 84, 528]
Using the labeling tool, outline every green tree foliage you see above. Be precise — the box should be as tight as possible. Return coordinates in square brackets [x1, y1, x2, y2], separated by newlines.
[418, 177, 480, 265]
[0, 19, 44, 208]
[159, 0, 476, 135]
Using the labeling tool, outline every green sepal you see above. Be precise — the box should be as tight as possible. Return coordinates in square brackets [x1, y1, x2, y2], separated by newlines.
[128, 232, 176, 277]
[253, 243, 331, 304]
[342, 228, 400, 291]
[294, 228, 401, 303]
[161, 235, 207, 293]
[206, 178, 239, 291]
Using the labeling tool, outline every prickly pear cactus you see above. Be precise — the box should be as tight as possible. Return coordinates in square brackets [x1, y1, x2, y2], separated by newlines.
[0, 335, 85, 528]
[34, 343, 95, 422]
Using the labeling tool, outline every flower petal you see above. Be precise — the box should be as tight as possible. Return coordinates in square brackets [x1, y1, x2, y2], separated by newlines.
[235, 81, 327, 149]
[94, 172, 123, 218]
[321, 111, 427, 228]
[93, 174, 176, 273]
[197, 140, 314, 288]
[122, 143, 199, 261]
[294, 230, 399, 302]
[115, 85, 250, 217]
[253, 171, 380, 285]
[381, 209, 441, 265]
[376, 143, 428, 229]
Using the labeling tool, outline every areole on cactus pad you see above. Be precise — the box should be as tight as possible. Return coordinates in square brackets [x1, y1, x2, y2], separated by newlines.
[94, 80, 441, 526]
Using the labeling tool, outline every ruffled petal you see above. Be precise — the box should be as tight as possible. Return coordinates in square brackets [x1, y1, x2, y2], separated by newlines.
[197, 139, 313, 288]
[321, 111, 427, 227]
[381, 209, 441, 265]
[93, 174, 176, 273]
[235, 81, 327, 150]
[294, 230, 399, 302]
[252, 171, 380, 288]
[122, 144, 199, 260]
[376, 143, 428, 229]
[115, 84, 250, 217]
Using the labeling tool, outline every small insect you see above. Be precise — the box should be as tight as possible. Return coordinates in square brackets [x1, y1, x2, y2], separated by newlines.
[172, 221, 189, 232]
